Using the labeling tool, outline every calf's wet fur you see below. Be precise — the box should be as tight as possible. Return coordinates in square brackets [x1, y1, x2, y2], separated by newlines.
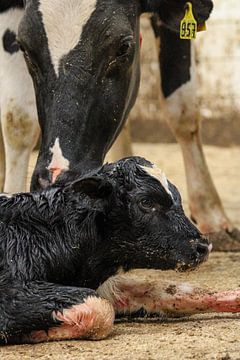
[0, 156, 238, 345]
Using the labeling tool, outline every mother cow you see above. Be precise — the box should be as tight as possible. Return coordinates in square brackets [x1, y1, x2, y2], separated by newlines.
[0, 0, 239, 248]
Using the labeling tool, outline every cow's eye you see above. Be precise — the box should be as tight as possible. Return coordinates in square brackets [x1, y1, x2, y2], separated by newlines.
[116, 38, 133, 59]
[18, 40, 39, 75]
[24, 51, 38, 73]
[17, 39, 27, 55]
[23, 50, 31, 64]
[139, 198, 155, 211]
[106, 36, 134, 76]
[24, 52, 40, 78]
[18, 43, 25, 52]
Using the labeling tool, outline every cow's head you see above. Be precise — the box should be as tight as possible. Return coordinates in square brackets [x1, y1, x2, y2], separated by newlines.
[18, 0, 213, 190]
[65, 156, 211, 287]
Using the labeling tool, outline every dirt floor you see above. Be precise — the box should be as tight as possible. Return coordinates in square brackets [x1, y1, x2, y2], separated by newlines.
[1, 143, 240, 360]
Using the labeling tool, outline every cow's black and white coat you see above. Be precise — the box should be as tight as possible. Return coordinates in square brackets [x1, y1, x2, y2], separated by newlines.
[0, 156, 211, 345]
[1, 0, 239, 248]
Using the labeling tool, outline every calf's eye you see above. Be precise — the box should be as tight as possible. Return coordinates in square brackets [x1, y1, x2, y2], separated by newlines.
[139, 198, 155, 211]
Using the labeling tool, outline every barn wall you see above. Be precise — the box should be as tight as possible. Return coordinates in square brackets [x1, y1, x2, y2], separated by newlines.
[130, 1, 240, 145]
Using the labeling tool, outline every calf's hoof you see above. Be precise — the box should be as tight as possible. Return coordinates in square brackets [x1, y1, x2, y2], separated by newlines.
[209, 228, 240, 252]
[25, 297, 114, 344]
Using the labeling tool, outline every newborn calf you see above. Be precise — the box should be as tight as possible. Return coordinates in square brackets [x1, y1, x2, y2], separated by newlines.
[0, 157, 236, 345]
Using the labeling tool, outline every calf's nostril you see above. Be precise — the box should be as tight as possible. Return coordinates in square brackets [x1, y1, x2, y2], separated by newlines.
[200, 235, 210, 245]
[208, 243, 213, 253]
[196, 243, 209, 257]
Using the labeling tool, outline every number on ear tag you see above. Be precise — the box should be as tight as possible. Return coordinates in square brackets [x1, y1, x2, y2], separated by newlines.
[180, 2, 197, 40]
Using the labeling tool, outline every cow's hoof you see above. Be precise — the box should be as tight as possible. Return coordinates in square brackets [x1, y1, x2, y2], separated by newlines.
[209, 228, 240, 251]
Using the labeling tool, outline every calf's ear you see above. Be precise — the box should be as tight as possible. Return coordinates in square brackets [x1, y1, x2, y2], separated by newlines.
[70, 176, 113, 199]
[140, 0, 213, 32]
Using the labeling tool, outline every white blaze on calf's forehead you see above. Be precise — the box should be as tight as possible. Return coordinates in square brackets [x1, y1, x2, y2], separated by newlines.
[141, 165, 173, 198]
[47, 138, 70, 173]
[39, 0, 97, 76]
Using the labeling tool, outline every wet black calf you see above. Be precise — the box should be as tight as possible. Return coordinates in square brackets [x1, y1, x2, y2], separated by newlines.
[0, 157, 210, 344]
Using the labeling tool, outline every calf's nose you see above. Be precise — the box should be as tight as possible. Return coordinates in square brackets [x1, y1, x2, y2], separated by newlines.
[195, 234, 212, 261]
[199, 235, 210, 246]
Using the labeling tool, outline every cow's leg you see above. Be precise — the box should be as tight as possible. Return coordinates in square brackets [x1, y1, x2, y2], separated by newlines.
[1, 100, 39, 193]
[107, 123, 133, 162]
[0, 123, 5, 191]
[98, 275, 240, 317]
[151, 20, 240, 250]
[0, 8, 40, 193]
[0, 280, 114, 345]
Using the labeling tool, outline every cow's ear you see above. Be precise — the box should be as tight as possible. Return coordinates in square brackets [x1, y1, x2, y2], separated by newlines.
[70, 176, 113, 199]
[140, 0, 213, 32]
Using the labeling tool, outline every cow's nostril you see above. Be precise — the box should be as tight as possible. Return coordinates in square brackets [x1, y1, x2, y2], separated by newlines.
[196, 243, 209, 257]
[38, 177, 51, 189]
[49, 167, 63, 183]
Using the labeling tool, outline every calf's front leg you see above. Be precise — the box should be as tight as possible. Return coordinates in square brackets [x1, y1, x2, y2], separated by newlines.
[0, 281, 114, 345]
[98, 275, 240, 317]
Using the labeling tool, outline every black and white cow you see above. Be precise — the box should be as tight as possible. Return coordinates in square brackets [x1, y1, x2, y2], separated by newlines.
[18, 0, 213, 188]
[0, 155, 226, 345]
[0, 0, 239, 249]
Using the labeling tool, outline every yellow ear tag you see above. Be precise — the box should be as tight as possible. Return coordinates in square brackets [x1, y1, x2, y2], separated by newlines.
[180, 2, 197, 40]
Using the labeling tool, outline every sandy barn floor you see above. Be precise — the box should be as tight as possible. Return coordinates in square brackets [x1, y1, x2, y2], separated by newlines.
[1, 143, 240, 360]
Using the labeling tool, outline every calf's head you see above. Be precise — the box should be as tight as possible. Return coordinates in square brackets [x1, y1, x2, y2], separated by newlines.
[17, 0, 213, 190]
[66, 157, 210, 287]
